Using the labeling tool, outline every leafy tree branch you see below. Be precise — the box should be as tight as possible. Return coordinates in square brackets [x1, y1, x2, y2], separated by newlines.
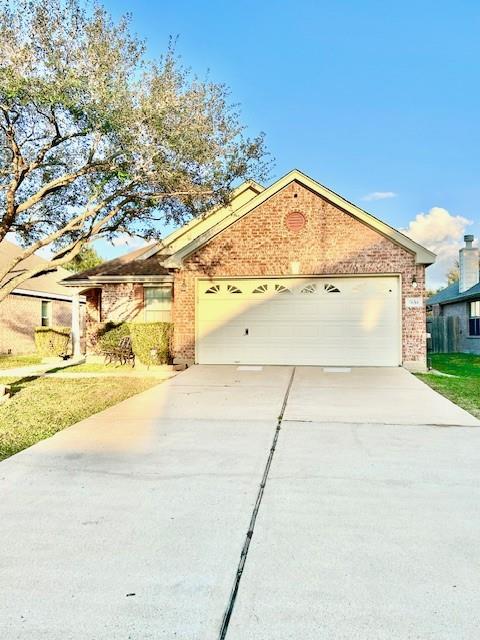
[0, 0, 270, 300]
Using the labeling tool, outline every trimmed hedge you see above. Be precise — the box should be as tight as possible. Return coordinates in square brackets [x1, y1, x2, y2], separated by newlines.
[130, 322, 172, 365]
[97, 321, 172, 365]
[35, 326, 71, 356]
[98, 322, 130, 352]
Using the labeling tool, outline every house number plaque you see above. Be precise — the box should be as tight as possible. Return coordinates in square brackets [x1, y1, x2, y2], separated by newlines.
[405, 297, 423, 308]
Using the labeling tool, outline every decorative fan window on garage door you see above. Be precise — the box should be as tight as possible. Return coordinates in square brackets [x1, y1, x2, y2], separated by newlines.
[205, 284, 221, 294]
[252, 284, 269, 293]
[301, 283, 317, 294]
[252, 283, 292, 294]
[203, 283, 243, 295]
[324, 283, 340, 293]
[274, 284, 292, 294]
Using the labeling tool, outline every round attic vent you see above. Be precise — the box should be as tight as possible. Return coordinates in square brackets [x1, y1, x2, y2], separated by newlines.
[285, 211, 306, 232]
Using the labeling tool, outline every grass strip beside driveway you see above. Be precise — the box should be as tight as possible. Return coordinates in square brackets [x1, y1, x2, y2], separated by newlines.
[52, 361, 171, 375]
[0, 376, 160, 460]
[0, 354, 42, 369]
[416, 353, 480, 419]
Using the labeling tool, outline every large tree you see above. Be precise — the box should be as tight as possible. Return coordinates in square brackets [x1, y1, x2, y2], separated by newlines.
[64, 245, 102, 272]
[0, 0, 268, 301]
[446, 259, 460, 285]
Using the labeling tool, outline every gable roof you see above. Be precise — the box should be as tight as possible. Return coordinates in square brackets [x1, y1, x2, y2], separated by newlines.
[161, 169, 436, 268]
[0, 240, 76, 298]
[61, 181, 265, 287]
[140, 180, 264, 260]
[61, 170, 436, 286]
[427, 280, 480, 306]
[61, 243, 173, 285]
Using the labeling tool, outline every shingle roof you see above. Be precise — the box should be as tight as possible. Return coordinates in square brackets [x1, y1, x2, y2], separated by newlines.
[0, 240, 73, 296]
[62, 170, 438, 283]
[427, 280, 480, 305]
[61, 243, 170, 283]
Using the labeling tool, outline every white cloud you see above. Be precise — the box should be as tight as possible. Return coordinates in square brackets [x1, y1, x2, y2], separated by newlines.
[403, 207, 472, 289]
[362, 191, 397, 201]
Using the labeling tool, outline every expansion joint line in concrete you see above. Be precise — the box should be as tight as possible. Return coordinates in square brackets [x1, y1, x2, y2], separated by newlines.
[218, 367, 297, 640]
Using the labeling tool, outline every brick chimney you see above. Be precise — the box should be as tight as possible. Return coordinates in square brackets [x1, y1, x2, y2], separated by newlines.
[459, 234, 479, 293]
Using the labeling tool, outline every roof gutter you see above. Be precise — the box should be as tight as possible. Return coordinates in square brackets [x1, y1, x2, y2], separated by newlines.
[60, 275, 174, 287]
[13, 288, 86, 302]
[429, 292, 480, 306]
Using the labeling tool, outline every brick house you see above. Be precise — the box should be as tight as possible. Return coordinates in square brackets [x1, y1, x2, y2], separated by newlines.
[0, 240, 85, 354]
[62, 170, 436, 370]
[427, 235, 480, 354]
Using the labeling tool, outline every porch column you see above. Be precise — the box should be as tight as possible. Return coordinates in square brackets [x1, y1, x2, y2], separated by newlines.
[71, 290, 81, 358]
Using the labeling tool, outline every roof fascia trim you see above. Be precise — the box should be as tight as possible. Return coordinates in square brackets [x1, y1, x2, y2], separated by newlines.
[13, 288, 86, 302]
[60, 275, 174, 286]
[432, 292, 480, 306]
[139, 180, 265, 261]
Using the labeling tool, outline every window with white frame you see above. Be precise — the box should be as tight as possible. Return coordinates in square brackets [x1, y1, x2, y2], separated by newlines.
[41, 300, 52, 327]
[144, 286, 172, 322]
[469, 300, 480, 336]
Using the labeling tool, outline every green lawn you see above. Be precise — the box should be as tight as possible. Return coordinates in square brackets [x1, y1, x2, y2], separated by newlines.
[427, 352, 480, 377]
[0, 375, 160, 460]
[57, 361, 168, 374]
[55, 361, 128, 373]
[0, 354, 42, 369]
[59, 361, 143, 373]
[417, 353, 480, 419]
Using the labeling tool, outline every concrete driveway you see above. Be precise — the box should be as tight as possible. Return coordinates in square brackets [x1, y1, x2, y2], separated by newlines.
[1, 366, 479, 639]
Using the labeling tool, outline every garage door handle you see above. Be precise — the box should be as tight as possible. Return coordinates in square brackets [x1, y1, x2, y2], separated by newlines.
[244, 328, 249, 336]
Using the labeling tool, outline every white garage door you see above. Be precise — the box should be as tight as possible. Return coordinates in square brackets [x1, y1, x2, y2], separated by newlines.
[196, 276, 401, 366]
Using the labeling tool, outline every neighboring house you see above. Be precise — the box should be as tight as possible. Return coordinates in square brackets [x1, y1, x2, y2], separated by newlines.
[0, 241, 85, 355]
[427, 235, 480, 354]
[61, 169, 436, 370]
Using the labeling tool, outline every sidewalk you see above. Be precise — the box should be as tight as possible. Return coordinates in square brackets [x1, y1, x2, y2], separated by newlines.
[44, 368, 175, 379]
[0, 357, 86, 378]
[0, 359, 175, 380]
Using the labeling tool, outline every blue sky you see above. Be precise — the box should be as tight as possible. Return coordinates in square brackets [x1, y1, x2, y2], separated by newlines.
[99, 0, 480, 287]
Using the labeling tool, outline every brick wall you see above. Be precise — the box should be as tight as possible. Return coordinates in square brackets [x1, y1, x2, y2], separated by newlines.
[172, 181, 427, 367]
[100, 283, 144, 323]
[53, 299, 72, 327]
[85, 289, 102, 352]
[0, 293, 81, 355]
[84, 284, 145, 353]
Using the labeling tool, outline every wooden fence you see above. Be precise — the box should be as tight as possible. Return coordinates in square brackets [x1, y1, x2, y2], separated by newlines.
[427, 316, 459, 353]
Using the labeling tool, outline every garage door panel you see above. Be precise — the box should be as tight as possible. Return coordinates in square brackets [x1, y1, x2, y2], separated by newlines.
[197, 277, 400, 366]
